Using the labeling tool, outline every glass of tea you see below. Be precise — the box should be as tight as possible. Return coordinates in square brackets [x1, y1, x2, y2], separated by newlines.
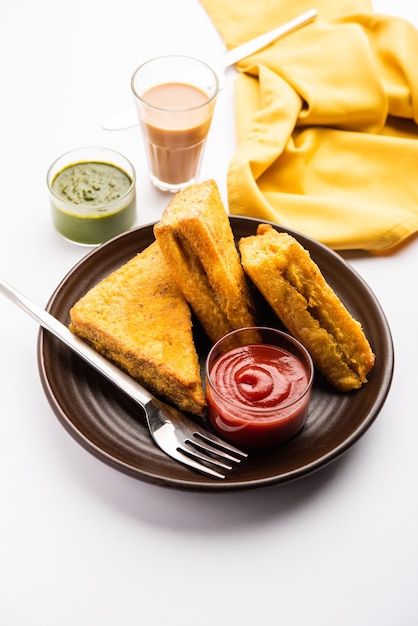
[131, 55, 219, 193]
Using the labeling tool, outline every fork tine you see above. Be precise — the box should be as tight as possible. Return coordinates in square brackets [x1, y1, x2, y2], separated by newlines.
[192, 431, 248, 461]
[179, 447, 232, 470]
[178, 445, 233, 477]
[172, 447, 227, 479]
[183, 440, 234, 470]
[189, 436, 244, 465]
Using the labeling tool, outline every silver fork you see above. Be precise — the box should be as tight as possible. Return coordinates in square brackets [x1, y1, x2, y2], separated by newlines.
[0, 279, 247, 479]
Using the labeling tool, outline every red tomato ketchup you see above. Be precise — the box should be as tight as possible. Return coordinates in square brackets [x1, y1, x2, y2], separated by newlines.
[205, 328, 314, 448]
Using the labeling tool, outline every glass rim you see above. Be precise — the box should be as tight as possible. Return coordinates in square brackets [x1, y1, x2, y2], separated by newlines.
[205, 326, 314, 415]
[131, 54, 219, 112]
[46, 146, 136, 210]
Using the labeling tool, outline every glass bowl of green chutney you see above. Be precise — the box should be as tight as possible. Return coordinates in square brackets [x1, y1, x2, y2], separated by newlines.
[47, 147, 137, 245]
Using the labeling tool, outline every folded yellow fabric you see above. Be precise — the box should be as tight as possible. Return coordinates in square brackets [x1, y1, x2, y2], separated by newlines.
[200, 0, 418, 251]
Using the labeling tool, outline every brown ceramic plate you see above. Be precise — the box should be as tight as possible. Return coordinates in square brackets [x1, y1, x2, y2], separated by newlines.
[37, 217, 394, 491]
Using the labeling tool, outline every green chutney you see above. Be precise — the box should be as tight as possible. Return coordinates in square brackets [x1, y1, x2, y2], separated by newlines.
[50, 161, 136, 245]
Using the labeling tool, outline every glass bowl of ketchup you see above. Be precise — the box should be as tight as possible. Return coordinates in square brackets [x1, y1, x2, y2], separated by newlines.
[205, 327, 314, 448]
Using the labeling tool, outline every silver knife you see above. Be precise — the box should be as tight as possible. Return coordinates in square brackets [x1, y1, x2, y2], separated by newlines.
[219, 8, 316, 70]
[102, 8, 317, 131]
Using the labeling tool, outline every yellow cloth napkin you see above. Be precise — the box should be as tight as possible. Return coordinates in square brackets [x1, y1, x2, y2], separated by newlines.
[200, 0, 418, 251]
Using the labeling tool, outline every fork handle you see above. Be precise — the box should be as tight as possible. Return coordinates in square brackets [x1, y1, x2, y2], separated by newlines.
[0, 279, 153, 408]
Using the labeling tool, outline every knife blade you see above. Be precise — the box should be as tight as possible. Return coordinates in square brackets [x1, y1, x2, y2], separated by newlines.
[219, 8, 317, 70]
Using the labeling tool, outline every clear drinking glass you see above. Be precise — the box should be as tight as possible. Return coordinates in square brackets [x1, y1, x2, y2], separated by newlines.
[131, 55, 219, 193]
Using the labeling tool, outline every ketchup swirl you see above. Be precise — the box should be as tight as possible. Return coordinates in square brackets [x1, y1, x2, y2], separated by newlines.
[211, 345, 308, 410]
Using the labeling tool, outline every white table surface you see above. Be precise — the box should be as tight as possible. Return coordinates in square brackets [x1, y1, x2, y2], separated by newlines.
[1, 1, 417, 624]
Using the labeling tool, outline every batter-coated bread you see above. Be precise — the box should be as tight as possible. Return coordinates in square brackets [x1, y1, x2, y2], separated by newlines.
[154, 179, 256, 343]
[239, 224, 375, 391]
[69, 241, 206, 416]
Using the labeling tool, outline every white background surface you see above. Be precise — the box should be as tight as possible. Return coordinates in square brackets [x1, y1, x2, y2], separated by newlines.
[0, 1, 417, 624]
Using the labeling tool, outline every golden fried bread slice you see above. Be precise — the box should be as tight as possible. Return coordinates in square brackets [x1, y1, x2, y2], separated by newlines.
[69, 241, 206, 416]
[239, 224, 375, 391]
[154, 179, 256, 343]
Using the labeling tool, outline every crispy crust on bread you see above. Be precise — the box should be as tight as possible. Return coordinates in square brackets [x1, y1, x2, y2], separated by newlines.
[69, 241, 206, 416]
[154, 179, 256, 343]
[239, 224, 375, 391]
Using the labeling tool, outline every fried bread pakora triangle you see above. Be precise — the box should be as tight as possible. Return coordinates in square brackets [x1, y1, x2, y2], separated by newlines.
[69, 241, 206, 416]
[154, 179, 257, 343]
[239, 224, 375, 391]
